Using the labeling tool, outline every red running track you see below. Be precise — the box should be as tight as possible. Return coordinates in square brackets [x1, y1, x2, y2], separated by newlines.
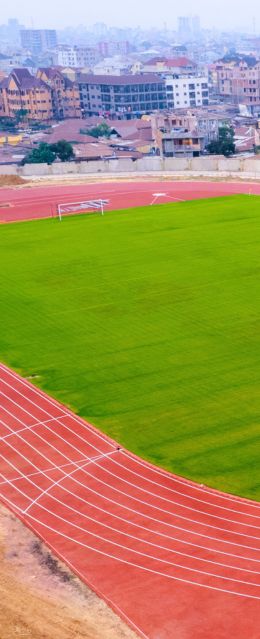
[1, 180, 260, 223]
[0, 364, 260, 638]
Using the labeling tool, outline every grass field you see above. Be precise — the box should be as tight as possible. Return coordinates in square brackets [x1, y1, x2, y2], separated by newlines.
[0, 195, 259, 500]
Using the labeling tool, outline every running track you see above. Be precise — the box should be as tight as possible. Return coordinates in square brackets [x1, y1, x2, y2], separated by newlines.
[1, 179, 260, 222]
[0, 364, 260, 638]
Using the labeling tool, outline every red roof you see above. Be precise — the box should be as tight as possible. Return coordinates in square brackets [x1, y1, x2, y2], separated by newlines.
[146, 56, 196, 68]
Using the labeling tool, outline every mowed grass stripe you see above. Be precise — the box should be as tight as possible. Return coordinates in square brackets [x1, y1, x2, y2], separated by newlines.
[0, 195, 259, 500]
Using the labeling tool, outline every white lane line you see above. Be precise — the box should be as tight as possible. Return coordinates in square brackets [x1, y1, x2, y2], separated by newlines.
[1, 391, 259, 533]
[0, 459, 259, 589]
[1, 424, 260, 567]
[1, 482, 258, 601]
[121, 450, 260, 511]
[1, 402, 260, 543]
[107, 453, 260, 521]
[1, 364, 259, 511]
[0, 457, 92, 486]
[0, 365, 112, 448]
[23, 450, 117, 514]
[2, 445, 260, 577]
[0, 414, 71, 441]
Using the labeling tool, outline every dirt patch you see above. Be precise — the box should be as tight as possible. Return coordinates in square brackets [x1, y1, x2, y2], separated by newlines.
[0, 175, 27, 187]
[0, 503, 138, 639]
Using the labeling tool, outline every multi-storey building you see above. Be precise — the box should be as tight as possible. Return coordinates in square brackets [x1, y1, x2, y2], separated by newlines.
[97, 41, 131, 57]
[216, 59, 260, 111]
[37, 68, 81, 118]
[165, 76, 209, 109]
[78, 74, 167, 117]
[0, 68, 53, 120]
[20, 29, 57, 54]
[53, 46, 100, 69]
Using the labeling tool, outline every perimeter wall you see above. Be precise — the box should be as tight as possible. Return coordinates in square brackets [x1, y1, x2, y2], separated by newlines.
[1, 156, 260, 177]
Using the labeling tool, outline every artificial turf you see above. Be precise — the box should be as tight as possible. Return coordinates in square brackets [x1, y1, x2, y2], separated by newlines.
[0, 195, 259, 500]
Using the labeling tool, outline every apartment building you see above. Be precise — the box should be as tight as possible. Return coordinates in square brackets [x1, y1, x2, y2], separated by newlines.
[216, 59, 260, 111]
[0, 68, 53, 120]
[78, 74, 167, 117]
[37, 68, 81, 118]
[20, 29, 57, 54]
[98, 41, 130, 57]
[161, 130, 204, 157]
[53, 46, 100, 69]
[165, 76, 209, 109]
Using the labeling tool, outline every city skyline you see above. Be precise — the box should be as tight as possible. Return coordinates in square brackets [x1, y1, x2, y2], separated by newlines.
[1, 0, 260, 33]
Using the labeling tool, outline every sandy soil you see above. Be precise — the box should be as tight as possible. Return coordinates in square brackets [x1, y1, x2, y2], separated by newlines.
[0, 503, 138, 639]
[2, 172, 260, 191]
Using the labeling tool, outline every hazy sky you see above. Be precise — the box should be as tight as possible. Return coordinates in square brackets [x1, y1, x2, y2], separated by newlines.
[2, 0, 260, 32]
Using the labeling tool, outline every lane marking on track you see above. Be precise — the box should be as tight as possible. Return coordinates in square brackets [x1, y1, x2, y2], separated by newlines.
[1, 408, 260, 557]
[23, 449, 117, 515]
[1, 475, 259, 601]
[1, 393, 260, 537]
[2, 414, 260, 566]
[1, 458, 260, 591]
[1, 444, 260, 577]
[2, 363, 259, 511]
[0, 414, 71, 441]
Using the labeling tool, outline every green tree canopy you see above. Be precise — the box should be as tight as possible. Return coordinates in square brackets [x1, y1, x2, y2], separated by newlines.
[84, 122, 112, 139]
[22, 142, 56, 165]
[50, 140, 74, 162]
[207, 125, 235, 157]
[22, 140, 74, 165]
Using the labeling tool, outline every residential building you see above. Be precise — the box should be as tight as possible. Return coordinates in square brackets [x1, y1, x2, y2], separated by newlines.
[142, 57, 197, 76]
[0, 68, 53, 120]
[53, 45, 100, 69]
[20, 29, 57, 54]
[216, 58, 260, 112]
[234, 125, 260, 153]
[0, 52, 36, 75]
[98, 41, 131, 57]
[161, 129, 204, 157]
[165, 76, 209, 109]
[78, 74, 167, 117]
[93, 57, 131, 76]
[37, 68, 81, 118]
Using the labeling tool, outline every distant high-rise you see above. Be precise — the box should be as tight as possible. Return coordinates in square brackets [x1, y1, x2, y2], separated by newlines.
[20, 29, 57, 54]
[178, 17, 191, 41]
[192, 16, 201, 36]
[178, 16, 201, 41]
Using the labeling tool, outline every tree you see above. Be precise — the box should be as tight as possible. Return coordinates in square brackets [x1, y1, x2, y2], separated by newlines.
[22, 140, 74, 165]
[85, 122, 112, 139]
[16, 109, 28, 121]
[207, 126, 235, 157]
[22, 143, 56, 165]
[0, 117, 18, 131]
[50, 140, 74, 162]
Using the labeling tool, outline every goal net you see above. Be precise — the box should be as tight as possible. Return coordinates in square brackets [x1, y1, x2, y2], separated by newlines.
[56, 199, 109, 220]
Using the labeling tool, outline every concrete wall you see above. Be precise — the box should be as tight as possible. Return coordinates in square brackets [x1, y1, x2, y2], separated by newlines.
[1, 155, 260, 177]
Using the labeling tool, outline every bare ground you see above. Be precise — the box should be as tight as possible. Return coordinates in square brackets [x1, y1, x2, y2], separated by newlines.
[1, 172, 260, 191]
[0, 503, 138, 639]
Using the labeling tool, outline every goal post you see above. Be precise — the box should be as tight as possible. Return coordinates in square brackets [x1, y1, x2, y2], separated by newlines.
[56, 199, 109, 221]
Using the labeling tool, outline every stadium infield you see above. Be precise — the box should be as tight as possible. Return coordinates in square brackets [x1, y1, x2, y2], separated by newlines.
[0, 194, 259, 500]
[0, 190, 260, 638]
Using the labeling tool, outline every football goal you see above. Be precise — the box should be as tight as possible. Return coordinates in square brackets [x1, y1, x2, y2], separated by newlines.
[56, 199, 109, 221]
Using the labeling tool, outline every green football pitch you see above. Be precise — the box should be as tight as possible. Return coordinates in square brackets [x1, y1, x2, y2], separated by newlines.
[0, 195, 259, 500]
